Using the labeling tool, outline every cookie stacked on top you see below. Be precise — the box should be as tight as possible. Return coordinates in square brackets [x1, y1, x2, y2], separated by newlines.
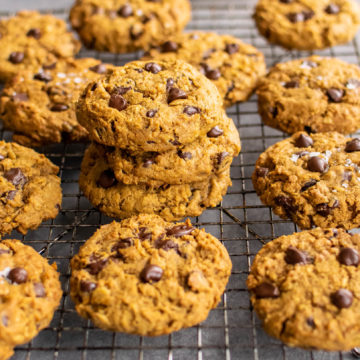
[77, 59, 241, 221]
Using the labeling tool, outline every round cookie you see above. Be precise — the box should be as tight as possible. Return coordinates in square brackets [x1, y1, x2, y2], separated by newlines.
[0, 11, 80, 82]
[0, 141, 62, 235]
[0, 239, 62, 359]
[142, 31, 266, 107]
[79, 143, 231, 221]
[253, 131, 360, 230]
[76, 59, 226, 152]
[247, 227, 360, 350]
[70, 214, 231, 335]
[254, 0, 360, 50]
[257, 56, 360, 135]
[70, 0, 191, 53]
[103, 115, 240, 186]
[0, 58, 113, 147]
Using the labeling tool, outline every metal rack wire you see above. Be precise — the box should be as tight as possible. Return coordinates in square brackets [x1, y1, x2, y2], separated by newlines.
[1, 0, 360, 359]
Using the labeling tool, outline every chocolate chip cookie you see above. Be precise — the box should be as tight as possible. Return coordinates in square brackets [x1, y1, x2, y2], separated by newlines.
[254, 0, 360, 50]
[257, 56, 360, 135]
[76, 59, 226, 152]
[70, 214, 231, 335]
[252, 131, 360, 229]
[142, 31, 266, 107]
[248, 227, 360, 350]
[0, 141, 62, 235]
[0, 11, 80, 82]
[70, 0, 191, 53]
[79, 143, 231, 221]
[0, 58, 113, 147]
[101, 115, 240, 186]
[0, 239, 62, 360]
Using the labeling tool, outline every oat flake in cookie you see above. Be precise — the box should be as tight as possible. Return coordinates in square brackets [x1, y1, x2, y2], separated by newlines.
[257, 56, 360, 135]
[0, 141, 62, 235]
[253, 131, 360, 230]
[70, 0, 191, 53]
[70, 214, 231, 335]
[0, 240, 62, 360]
[248, 227, 360, 350]
[254, 0, 360, 50]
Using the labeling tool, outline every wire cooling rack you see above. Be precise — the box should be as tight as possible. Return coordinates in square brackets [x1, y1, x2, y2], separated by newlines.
[1, 0, 360, 359]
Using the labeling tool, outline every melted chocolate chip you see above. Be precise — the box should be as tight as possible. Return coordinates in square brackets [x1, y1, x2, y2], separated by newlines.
[109, 94, 128, 111]
[285, 246, 310, 265]
[253, 282, 280, 298]
[345, 138, 360, 152]
[307, 156, 327, 173]
[306, 317, 315, 328]
[331, 289, 353, 308]
[4, 168, 27, 186]
[8, 267, 27, 284]
[256, 167, 269, 177]
[316, 202, 337, 216]
[352, 348, 360, 358]
[50, 104, 69, 112]
[327, 88, 344, 103]
[183, 106, 200, 116]
[144, 62, 162, 74]
[9, 52, 24, 64]
[166, 224, 194, 237]
[225, 43, 239, 54]
[87, 257, 108, 275]
[43, 62, 57, 70]
[111, 238, 133, 251]
[118, 4, 133, 17]
[300, 179, 317, 192]
[143, 158, 155, 168]
[275, 196, 296, 214]
[146, 109, 157, 118]
[284, 80, 299, 89]
[206, 68, 221, 80]
[178, 151, 192, 160]
[170, 139, 181, 146]
[168, 88, 187, 103]
[338, 248, 359, 266]
[207, 126, 223, 138]
[12, 93, 28, 102]
[295, 133, 313, 148]
[287, 11, 311, 23]
[270, 106, 278, 118]
[166, 78, 174, 91]
[115, 86, 132, 95]
[97, 169, 117, 188]
[27, 28, 41, 39]
[138, 227, 152, 241]
[162, 41, 178, 52]
[217, 152, 230, 165]
[89, 63, 107, 74]
[325, 4, 340, 14]
[34, 72, 52, 83]
[140, 264, 163, 283]
[34, 283, 46, 297]
[155, 239, 180, 254]
[6, 190, 17, 200]
[80, 280, 97, 292]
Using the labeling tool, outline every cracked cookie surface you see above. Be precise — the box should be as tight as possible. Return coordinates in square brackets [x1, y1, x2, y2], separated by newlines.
[79, 143, 231, 221]
[253, 131, 360, 230]
[254, 0, 360, 50]
[0, 58, 113, 147]
[257, 56, 360, 135]
[70, 214, 231, 335]
[0, 11, 80, 82]
[76, 59, 226, 152]
[0, 141, 62, 235]
[0, 240, 62, 360]
[70, 0, 191, 53]
[247, 227, 360, 350]
[142, 31, 266, 107]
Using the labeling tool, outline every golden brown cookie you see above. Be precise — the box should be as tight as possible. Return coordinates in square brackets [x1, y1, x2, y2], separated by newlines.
[79, 143, 231, 221]
[0, 11, 80, 82]
[254, 0, 360, 50]
[70, 214, 231, 335]
[0, 240, 62, 360]
[0, 58, 113, 147]
[70, 0, 191, 53]
[248, 227, 360, 350]
[0, 141, 62, 235]
[143, 31, 266, 107]
[257, 56, 360, 135]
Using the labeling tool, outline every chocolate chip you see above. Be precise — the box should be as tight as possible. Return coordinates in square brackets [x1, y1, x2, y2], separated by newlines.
[34, 283, 46, 297]
[114, 86, 131, 95]
[4, 168, 27, 186]
[352, 348, 360, 358]
[166, 224, 194, 237]
[206, 68, 221, 80]
[111, 238, 133, 251]
[6, 190, 17, 200]
[118, 4, 133, 17]
[146, 109, 157, 118]
[140, 264, 163, 283]
[109, 94, 127, 111]
[207, 126, 223, 138]
[130, 25, 143, 40]
[166, 78, 174, 91]
[158, 240, 180, 252]
[97, 169, 117, 188]
[316, 203, 334, 216]
[331, 289, 353, 309]
[303, 10, 315, 20]
[270, 106, 278, 118]
[325, 4, 340, 14]
[308, 156, 327, 173]
[345, 138, 360, 152]
[275, 196, 296, 214]
[284, 80, 299, 89]
[168, 88, 187, 103]
[50, 104, 69, 112]
[288, 12, 305, 22]
[162, 41, 178, 52]
[143, 158, 155, 168]
[217, 152, 229, 165]
[34, 72, 52, 83]
[295, 133, 313, 148]
[338, 248, 359, 266]
[8, 267, 27, 284]
[9, 52, 24, 64]
[256, 167, 269, 177]
[178, 151, 192, 160]
[87, 257, 108, 275]
[333, 229, 339, 237]
[142, 14, 154, 23]
[285, 246, 310, 265]
[183, 106, 200, 116]
[89, 63, 107, 74]
[26, 28, 41, 39]
[327, 88, 344, 103]
[253, 282, 280, 298]
[144, 62, 162, 74]
[170, 139, 181, 146]
[300, 179, 317, 192]
[138, 227, 152, 241]
[80, 280, 97, 292]
[43, 62, 57, 70]
[306, 317, 315, 328]
[12, 93, 28, 102]
[225, 43, 239, 54]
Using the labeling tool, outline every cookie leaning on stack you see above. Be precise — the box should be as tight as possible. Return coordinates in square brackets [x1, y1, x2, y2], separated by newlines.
[77, 59, 240, 221]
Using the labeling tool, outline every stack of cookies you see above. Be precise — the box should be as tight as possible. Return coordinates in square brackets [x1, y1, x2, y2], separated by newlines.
[77, 58, 241, 221]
